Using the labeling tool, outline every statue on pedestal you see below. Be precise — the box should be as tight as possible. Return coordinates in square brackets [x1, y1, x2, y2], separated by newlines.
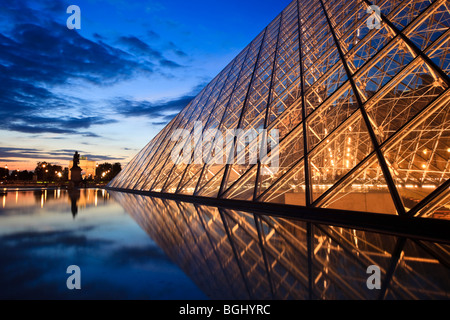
[73, 151, 80, 167]
[68, 151, 83, 218]
[70, 151, 82, 188]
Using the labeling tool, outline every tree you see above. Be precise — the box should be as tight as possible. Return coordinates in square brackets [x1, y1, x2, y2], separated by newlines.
[63, 167, 69, 181]
[112, 163, 122, 178]
[34, 162, 64, 182]
[17, 170, 33, 181]
[96, 162, 122, 181]
[0, 167, 9, 180]
[34, 162, 48, 181]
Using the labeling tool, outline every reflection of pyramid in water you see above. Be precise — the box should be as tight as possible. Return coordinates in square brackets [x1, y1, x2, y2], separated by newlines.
[109, 0, 450, 219]
[112, 192, 450, 299]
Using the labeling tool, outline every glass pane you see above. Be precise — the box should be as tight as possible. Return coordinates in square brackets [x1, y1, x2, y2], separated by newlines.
[257, 216, 309, 299]
[304, 62, 348, 116]
[258, 159, 306, 205]
[354, 38, 416, 104]
[220, 209, 272, 299]
[256, 127, 304, 199]
[309, 111, 374, 202]
[388, 0, 434, 31]
[312, 224, 397, 300]
[382, 90, 450, 213]
[196, 165, 226, 198]
[316, 154, 398, 215]
[306, 86, 358, 152]
[177, 165, 203, 195]
[414, 191, 450, 219]
[223, 165, 258, 200]
[385, 239, 450, 299]
[425, 30, 450, 76]
[405, 2, 450, 51]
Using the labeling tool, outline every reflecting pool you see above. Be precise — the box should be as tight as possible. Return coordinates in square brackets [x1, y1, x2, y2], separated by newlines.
[0, 188, 449, 299]
[0, 188, 207, 299]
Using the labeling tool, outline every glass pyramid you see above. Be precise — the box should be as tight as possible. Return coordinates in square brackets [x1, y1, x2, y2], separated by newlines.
[109, 0, 450, 219]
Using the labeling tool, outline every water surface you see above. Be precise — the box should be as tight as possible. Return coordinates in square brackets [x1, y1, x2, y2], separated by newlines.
[1, 188, 449, 300]
[0, 188, 207, 299]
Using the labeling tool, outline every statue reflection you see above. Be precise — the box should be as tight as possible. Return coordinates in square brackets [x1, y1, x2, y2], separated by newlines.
[111, 192, 450, 300]
[68, 188, 80, 219]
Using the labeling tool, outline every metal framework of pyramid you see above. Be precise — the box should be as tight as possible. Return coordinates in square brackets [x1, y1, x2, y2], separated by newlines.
[109, 0, 450, 219]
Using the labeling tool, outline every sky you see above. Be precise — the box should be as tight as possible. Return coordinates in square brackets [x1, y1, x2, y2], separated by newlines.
[0, 0, 292, 171]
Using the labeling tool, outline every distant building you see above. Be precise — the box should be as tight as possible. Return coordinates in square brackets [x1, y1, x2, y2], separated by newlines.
[69, 156, 96, 180]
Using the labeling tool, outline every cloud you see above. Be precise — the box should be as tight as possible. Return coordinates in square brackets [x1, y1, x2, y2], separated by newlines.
[1, 22, 152, 86]
[1, 114, 115, 135]
[0, 229, 102, 248]
[113, 93, 196, 120]
[147, 30, 160, 40]
[167, 41, 188, 58]
[108, 245, 171, 266]
[5, 124, 79, 135]
[118, 35, 163, 60]
[174, 49, 188, 58]
[93, 33, 106, 41]
[0, 2, 171, 137]
[0, 90, 116, 136]
[0, 0, 196, 142]
[111, 82, 207, 126]
[0, 147, 127, 163]
[0, 228, 119, 299]
[150, 121, 172, 126]
[0, 147, 44, 159]
[0, 22, 148, 136]
[117, 35, 184, 69]
[159, 59, 183, 68]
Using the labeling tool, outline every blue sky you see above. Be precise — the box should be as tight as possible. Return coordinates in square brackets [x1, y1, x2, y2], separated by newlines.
[0, 0, 292, 170]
